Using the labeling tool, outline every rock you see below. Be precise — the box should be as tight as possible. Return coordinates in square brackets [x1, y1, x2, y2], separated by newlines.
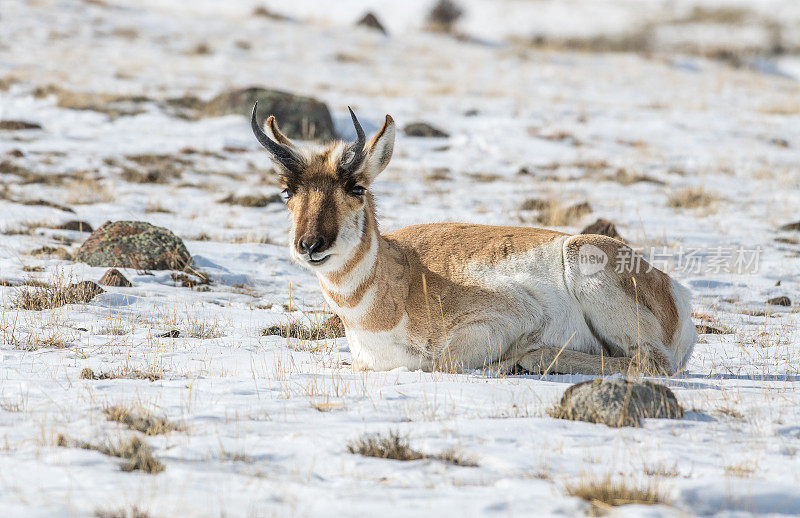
[203, 87, 334, 141]
[62, 281, 105, 303]
[403, 122, 449, 138]
[549, 378, 684, 428]
[580, 218, 624, 241]
[779, 221, 800, 231]
[695, 323, 731, 334]
[99, 268, 132, 287]
[56, 220, 93, 232]
[356, 12, 387, 34]
[0, 120, 42, 130]
[251, 6, 288, 21]
[75, 221, 192, 271]
[426, 0, 464, 33]
[160, 330, 180, 338]
[766, 296, 791, 306]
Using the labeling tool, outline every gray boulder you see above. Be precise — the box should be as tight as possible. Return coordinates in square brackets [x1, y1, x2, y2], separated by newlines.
[550, 378, 683, 427]
[403, 122, 449, 138]
[75, 221, 191, 271]
[203, 87, 334, 141]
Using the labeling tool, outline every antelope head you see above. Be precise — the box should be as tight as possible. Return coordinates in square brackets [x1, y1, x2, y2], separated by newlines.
[251, 103, 395, 271]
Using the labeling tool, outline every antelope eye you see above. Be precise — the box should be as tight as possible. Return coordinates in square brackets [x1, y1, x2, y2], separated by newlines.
[282, 188, 293, 200]
[348, 185, 366, 197]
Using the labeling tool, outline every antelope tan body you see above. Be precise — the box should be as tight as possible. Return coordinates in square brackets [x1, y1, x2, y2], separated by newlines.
[251, 104, 697, 375]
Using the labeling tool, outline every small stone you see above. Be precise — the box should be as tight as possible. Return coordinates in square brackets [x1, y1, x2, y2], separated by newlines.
[56, 220, 93, 232]
[356, 12, 387, 34]
[403, 122, 449, 138]
[426, 0, 464, 33]
[580, 218, 624, 241]
[766, 296, 791, 307]
[98, 268, 132, 287]
[549, 378, 683, 428]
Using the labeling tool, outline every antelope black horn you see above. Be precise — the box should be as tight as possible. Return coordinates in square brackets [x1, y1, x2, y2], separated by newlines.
[251, 102, 300, 172]
[342, 106, 366, 171]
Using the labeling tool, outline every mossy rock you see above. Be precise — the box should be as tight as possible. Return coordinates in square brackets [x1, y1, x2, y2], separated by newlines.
[550, 378, 683, 428]
[75, 221, 191, 271]
[203, 87, 334, 141]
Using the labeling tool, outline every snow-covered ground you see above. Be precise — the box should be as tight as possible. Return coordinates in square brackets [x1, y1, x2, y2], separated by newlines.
[1, 0, 799, 516]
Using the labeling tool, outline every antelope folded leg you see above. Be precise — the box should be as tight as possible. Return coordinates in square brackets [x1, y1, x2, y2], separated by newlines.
[497, 345, 632, 376]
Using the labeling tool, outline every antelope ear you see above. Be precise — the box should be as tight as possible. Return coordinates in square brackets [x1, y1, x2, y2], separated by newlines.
[266, 116, 295, 147]
[362, 115, 395, 184]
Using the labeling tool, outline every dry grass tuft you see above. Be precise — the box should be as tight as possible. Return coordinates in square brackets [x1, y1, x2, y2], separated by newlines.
[33, 85, 149, 118]
[564, 474, 669, 513]
[189, 42, 212, 55]
[80, 367, 162, 382]
[607, 168, 665, 185]
[219, 193, 282, 207]
[667, 187, 718, 210]
[435, 448, 478, 467]
[251, 5, 288, 21]
[348, 431, 424, 461]
[118, 154, 188, 184]
[348, 431, 478, 466]
[145, 202, 173, 213]
[523, 199, 592, 227]
[643, 462, 680, 478]
[57, 434, 165, 474]
[715, 407, 744, 419]
[220, 450, 254, 463]
[14, 280, 104, 311]
[29, 246, 72, 260]
[185, 319, 224, 339]
[171, 271, 211, 289]
[725, 463, 757, 478]
[94, 506, 152, 518]
[104, 405, 183, 435]
[65, 176, 114, 205]
[263, 315, 345, 341]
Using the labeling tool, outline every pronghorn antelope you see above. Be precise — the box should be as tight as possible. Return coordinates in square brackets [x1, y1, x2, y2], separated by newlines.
[251, 103, 697, 375]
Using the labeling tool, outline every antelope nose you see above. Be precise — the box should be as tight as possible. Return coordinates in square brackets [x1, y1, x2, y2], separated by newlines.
[300, 237, 325, 256]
